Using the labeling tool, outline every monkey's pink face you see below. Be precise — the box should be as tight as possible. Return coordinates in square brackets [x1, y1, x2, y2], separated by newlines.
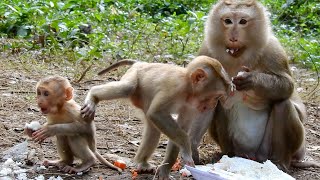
[36, 87, 59, 115]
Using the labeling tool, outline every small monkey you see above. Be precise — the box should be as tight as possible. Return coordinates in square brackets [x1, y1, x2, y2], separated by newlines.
[189, 0, 320, 171]
[81, 56, 233, 179]
[26, 75, 122, 173]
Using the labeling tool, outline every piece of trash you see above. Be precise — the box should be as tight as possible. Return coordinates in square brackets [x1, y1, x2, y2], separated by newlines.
[179, 167, 192, 177]
[186, 155, 294, 180]
[0, 158, 29, 180]
[2, 141, 28, 161]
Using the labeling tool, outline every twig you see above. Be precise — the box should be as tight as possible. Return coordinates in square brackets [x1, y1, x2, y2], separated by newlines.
[75, 63, 93, 83]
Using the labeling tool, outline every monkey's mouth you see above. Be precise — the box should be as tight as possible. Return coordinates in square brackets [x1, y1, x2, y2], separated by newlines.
[226, 47, 244, 57]
[40, 108, 49, 114]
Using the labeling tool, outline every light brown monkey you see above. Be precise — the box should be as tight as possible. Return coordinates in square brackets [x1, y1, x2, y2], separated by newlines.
[188, 0, 320, 171]
[81, 56, 233, 179]
[26, 75, 122, 173]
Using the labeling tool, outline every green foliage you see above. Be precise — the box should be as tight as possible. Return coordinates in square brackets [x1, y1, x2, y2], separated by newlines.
[262, 0, 319, 71]
[0, 0, 318, 71]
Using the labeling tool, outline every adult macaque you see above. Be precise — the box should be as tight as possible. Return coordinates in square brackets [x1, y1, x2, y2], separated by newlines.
[81, 56, 233, 179]
[26, 75, 122, 173]
[190, 0, 320, 171]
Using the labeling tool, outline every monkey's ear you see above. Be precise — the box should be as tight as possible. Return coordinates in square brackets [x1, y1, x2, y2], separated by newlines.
[65, 87, 74, 101]
[191, 68, 208, 84]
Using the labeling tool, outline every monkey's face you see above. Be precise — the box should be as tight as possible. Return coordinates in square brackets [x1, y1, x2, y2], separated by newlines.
[221, 13, 250, 58]
[36, 86, 61, 115]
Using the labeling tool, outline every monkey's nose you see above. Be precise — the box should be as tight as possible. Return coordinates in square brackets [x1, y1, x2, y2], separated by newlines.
[229, 38, 238, 42]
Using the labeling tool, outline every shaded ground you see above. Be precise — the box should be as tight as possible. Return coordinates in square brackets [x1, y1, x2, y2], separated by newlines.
[0, 53, 319, 180]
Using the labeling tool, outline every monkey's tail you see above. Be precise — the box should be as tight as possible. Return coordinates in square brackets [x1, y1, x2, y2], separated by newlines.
[98, 59, 137, 75]
[95, 152, 123, 173]
[291, 160, 320, 169]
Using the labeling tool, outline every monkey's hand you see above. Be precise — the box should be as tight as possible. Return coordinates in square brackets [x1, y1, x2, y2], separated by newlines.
[81, 99, 96, 119]
[32, 126, 55, 144]
[232, 66, 256, 91]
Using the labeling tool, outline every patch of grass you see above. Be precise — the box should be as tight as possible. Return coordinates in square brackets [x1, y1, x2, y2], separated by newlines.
[0, 0, 318, 72]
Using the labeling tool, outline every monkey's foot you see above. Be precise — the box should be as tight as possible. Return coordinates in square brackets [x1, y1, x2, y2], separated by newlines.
[135, 162, 156, 173]
[43, 159, 69, 169]
[180, 154, 195, 167]
[61, 160, 95, 174]
[61, 165, 78, 174]
[156, 163, 171, 180]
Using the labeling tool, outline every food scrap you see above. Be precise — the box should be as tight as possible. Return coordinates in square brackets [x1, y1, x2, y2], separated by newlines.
[131, 169, 138, 179]
[114, 159, 126, 170]
[171, 159, 181, 171]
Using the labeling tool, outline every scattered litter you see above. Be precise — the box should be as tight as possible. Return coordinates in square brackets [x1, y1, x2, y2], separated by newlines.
[47, 176, 63, 180]
[0, 158, 28, 180]
[2, 141, 28, 161]
[179, 167, 192, 177]
[186, 155, 295, 180]
[297, 87, 304, 93]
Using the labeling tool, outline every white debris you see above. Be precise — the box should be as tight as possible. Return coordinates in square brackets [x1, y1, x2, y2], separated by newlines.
[0, 158, 28, 180]
[179, 167, 192, 177]
[36, 165, 47, 171]
[34, 175, 45, 180]
[290, 66, 297, 71]
[186, 155, 295, 180]
[2, 141, 28, 161]
[0, 167, 12, 176]
[25, 121, 42, 131]
[297, 87, 304, 93]
[48, 176, 63, 180]
[306, 78, 316, 82]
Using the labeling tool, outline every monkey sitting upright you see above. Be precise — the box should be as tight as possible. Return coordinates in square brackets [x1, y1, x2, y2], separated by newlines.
[186, 0, 320, 172]
[81, 56, 234, 179]
[25, 75, 122, 173]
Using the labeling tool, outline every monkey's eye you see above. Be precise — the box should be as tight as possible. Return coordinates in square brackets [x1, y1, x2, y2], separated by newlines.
[43, 91, 49, 96]
[239, 19, 247, 25]
[224, 18, 233, 24]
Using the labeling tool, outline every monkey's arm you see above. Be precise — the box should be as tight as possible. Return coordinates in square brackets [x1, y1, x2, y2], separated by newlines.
[233, 70, 294, 101]
[233, 39, 294, 101]
[32, 121, 91, 143]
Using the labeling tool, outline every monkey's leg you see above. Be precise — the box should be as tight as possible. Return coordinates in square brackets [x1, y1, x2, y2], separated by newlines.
[147, 98, 194, 166]
[157, 111, 195, 179]
[62, 136, 96, 173]
[269, 99, 305, 171]
[157, 140, 180, 180]
[43, 136, 73, 169]
[134, 118, 161, 173]
[188, 110, 214, 164]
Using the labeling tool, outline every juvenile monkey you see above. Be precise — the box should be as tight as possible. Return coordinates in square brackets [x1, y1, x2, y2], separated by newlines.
[27, 75, 122, 173]
[188, 0, 320, 171]
[81, 56, 233, 179]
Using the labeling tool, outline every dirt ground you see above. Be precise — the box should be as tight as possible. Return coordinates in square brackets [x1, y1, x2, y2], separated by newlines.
[0, 53, 319, 180]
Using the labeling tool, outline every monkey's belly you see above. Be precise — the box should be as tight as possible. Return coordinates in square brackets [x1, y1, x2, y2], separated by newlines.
[227, 102, 269, 154]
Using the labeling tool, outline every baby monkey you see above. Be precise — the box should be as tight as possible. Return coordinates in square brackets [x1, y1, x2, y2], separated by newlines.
[26, 75, 122, 173]
[81, 56, 232, 179]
